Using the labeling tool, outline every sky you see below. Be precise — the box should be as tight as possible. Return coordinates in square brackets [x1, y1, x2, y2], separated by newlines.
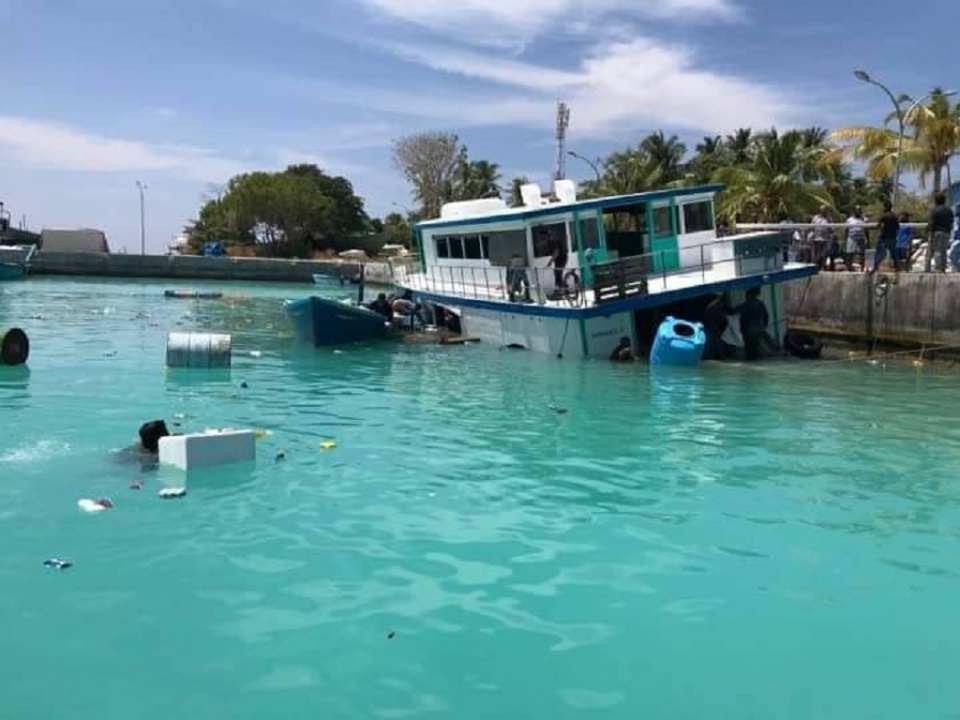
[1, 0, 954, 253]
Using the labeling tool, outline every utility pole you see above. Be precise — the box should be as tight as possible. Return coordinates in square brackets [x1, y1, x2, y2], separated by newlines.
[136, 181, 147, 255]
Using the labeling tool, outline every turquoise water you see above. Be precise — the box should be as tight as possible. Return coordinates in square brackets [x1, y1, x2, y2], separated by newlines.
[2, 276, 960, 719]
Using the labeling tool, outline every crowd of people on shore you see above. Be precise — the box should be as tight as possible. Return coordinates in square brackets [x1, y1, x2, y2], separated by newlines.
[785, 192, 960, 273]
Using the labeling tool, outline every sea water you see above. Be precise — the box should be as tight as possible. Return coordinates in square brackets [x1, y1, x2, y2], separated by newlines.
[2, 276, 960, 720]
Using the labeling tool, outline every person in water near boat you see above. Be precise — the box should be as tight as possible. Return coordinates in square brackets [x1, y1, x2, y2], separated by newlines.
[609, 336, 635, 362]
[702, 293, 736, 360]
[729, 287, 779, 361]
[368, 293, 392, 319]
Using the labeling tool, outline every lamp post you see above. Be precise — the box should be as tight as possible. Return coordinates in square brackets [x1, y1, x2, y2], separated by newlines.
[567, 150, 601, 183]
[135, 181, 147, 255]
[854, 70, 957, 206]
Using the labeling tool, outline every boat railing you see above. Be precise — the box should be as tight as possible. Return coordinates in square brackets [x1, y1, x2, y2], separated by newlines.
[395, 230, 792, 306]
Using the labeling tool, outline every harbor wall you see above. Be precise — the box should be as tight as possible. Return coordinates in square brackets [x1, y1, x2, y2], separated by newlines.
[27, 252, 399, 284]
[783, 272, 960, 347]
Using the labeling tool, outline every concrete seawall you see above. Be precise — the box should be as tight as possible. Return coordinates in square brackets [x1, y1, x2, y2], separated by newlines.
[784, 272, 960, 347]
[28, 252, 381, 283]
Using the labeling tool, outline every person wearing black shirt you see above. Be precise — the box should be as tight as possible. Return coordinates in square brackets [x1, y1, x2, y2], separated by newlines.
[871, 199, 900, 273]
[927, 192, 954, 272]
[548, 238, 569, 290]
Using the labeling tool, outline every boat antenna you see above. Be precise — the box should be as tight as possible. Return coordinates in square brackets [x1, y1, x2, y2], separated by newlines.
[554, 101, 570, 181]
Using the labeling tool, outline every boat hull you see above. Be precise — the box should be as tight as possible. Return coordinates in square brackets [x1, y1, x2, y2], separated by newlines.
[0, 263, 26, 280]
[284, 296, 392, 347]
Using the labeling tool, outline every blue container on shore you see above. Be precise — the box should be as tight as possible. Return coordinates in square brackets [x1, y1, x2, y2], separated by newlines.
[649, 316, 706, 367]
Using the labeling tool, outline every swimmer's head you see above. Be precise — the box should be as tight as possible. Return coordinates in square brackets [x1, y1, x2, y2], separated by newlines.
[139, 420, 170, 454]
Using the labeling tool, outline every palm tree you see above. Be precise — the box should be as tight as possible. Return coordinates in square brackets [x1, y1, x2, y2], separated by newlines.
[639, 131, 687, 184]
[715, 128, 833, 222]
[828, 88, 960, 195]
[449, 157, 502, 201]
[509, 176, 530, 207]
[724, 128, 754, 165]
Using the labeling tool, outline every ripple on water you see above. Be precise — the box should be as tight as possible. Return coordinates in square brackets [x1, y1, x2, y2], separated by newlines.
[3, 279, 960, 719]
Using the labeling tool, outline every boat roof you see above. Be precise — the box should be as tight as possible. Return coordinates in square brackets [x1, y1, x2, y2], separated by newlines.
[415, 183, 725, 232]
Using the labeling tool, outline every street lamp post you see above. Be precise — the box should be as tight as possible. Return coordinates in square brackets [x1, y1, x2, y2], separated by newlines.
[135, 181, 147, 255]
[854, 70, 957, 206]
[567, 150, 602, 183]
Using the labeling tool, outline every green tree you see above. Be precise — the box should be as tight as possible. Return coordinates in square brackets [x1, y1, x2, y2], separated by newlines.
[381, 212, 412, 247]
[713, 128, 833, 223]
[183, 164, 368, 257]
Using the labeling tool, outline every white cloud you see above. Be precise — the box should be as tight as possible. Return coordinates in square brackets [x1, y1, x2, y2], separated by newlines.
[346, 38, 801, 137]
[361, 0, 739, 48]
[0, 115, 251, 183]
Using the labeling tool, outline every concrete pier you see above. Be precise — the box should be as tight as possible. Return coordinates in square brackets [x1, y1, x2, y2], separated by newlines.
[27, 252, 400, 284]
[784, 272, 960, 348]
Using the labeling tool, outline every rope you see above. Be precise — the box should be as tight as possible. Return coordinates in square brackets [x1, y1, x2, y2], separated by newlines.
[810, 340, 960, 365]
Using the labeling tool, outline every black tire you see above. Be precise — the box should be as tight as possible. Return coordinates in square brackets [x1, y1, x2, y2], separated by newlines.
[784, 329, 822, 360]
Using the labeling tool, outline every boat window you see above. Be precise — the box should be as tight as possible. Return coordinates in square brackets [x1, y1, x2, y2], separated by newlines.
[572, 216, 600, 252]
[652, 206, 673, 237]
[463, 235, 483, 259]
[435, 236, 449, 258]
[485, 229, 527, 264]
[480, 234, 490, 259]
[448, 236, 465, 259]
[532, 222, 567, 258]
[682, 201, 714, 233]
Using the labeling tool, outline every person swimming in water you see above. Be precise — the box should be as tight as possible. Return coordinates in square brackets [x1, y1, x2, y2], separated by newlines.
[609, 336, 635, 362]
[112, 419, 171, 470]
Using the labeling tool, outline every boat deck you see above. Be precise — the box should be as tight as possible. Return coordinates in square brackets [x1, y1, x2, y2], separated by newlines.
[395, 260, 816, 312]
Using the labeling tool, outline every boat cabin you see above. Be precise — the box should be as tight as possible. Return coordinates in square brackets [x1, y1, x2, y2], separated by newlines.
[410, 180, 741, 302]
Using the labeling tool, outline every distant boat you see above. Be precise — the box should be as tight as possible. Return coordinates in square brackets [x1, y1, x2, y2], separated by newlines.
[284, 296, 393, 347]
[0, 244, 36, 281]
[312, 272, 347, 286]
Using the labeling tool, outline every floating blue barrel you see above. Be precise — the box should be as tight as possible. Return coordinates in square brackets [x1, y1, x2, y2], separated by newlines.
[649, 316, 706, 366]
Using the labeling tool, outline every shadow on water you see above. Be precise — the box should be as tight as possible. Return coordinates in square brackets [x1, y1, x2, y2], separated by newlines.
[0, 365, 31, 410]
[155, 461, 258, 500]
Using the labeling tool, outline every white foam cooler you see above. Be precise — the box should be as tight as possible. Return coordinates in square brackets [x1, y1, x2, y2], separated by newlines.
[158, 428, 256, 470]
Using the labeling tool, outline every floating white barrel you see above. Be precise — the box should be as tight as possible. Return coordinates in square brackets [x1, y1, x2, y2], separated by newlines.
[158, 428, 256, 471]
[166, 332, 231, 368]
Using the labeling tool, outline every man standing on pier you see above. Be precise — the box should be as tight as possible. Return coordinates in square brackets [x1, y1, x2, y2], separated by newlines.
[926, 192, 953, 272]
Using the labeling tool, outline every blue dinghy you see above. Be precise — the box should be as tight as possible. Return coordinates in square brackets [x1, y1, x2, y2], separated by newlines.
[649, 316, 706, 367]
[284, 296, 392, 347]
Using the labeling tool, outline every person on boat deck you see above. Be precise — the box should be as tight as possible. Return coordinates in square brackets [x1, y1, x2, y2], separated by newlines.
[609, 336, 635, 362]
[546, 234, 568, 290]
[729, 287, 778, 361]
[703, 293, 735, 360]
[368, 292, 392, 319]
[506, 253, 532, 303]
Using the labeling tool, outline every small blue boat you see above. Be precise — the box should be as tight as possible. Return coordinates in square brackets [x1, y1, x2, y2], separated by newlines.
[649, 316, 706, 366]
[0, 263, 26, 280]
[284, 296, 392, 347]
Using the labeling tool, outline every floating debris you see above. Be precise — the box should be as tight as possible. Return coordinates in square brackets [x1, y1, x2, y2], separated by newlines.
[387, 630, 396, 640]
[547, 404, 569, 415]
[158, 487, 187, 499]
[240, 381, 249, 389]
[129, 480, 145, 490]
[77, 498, 114, 513]
[319, 439, 337, 451]
[275, 451, 286, 462]
[43, 558, 72, 570]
